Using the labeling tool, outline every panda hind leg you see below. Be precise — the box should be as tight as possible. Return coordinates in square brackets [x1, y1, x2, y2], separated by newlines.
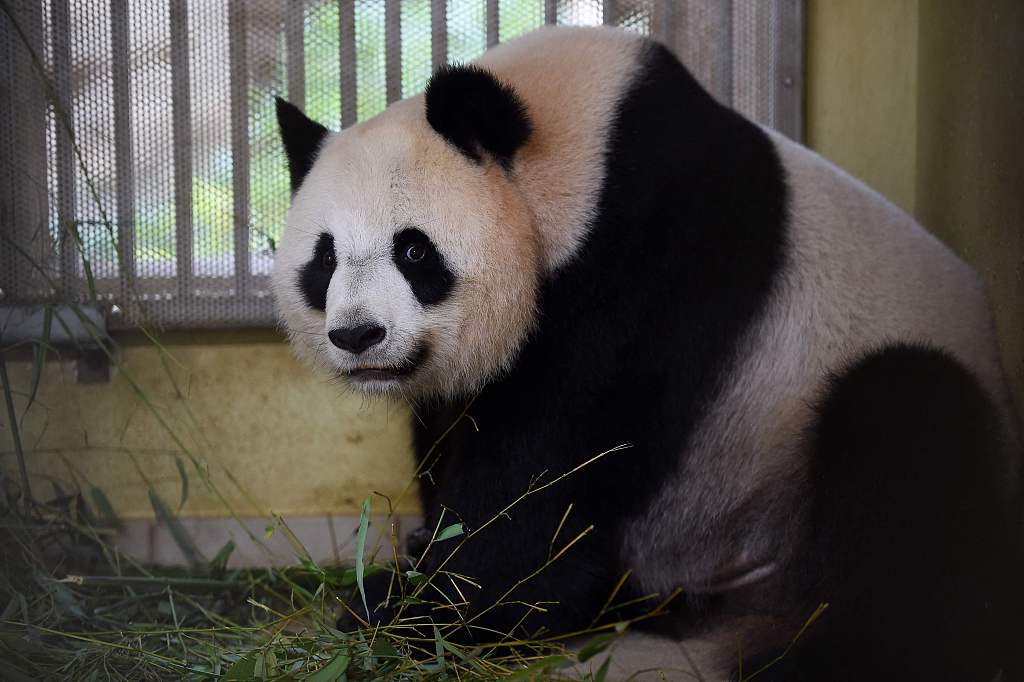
[736, 343, 1021, 682]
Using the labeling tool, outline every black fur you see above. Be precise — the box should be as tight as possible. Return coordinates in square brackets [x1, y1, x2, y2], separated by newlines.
[297, 232, 336, 311]
[733, 344, 1021, 682]
[276, 97, 330, 193]
[392, 228, 456, 306]
[424, 64, 532, 170]
[394, 42, 789, 637]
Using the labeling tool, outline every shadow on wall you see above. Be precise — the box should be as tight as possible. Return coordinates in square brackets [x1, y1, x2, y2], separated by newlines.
[914, 0, 1024, 428]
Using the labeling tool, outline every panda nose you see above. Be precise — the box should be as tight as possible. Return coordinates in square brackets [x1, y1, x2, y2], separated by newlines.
[328, 324, 387, 354]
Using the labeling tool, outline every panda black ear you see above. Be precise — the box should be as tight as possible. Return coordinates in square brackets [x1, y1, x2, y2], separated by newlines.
[276, 97, 330, 193]
[424, 64, 532, 170]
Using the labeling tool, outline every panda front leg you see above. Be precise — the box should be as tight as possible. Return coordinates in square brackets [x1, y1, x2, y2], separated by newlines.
[405, 489, 616, 643]
[343, 511, 613, 646]
[735, 343, 1022, 682]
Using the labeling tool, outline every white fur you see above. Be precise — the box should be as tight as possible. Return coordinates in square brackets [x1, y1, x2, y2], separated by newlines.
[272, 27, 644, 399]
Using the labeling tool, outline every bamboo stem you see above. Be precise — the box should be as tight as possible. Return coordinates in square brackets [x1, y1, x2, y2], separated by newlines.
[0, 354, 32, 508]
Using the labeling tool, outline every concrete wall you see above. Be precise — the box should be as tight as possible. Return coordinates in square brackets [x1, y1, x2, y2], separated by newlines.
[4, 1, 1021, 520]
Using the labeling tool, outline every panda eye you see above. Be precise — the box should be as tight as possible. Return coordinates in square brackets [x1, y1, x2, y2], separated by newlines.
[404, 243, 426, 263]
[321, 248, 336, 271]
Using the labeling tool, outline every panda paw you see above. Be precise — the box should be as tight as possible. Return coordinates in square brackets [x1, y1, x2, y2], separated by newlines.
[405, 525, 434, 560]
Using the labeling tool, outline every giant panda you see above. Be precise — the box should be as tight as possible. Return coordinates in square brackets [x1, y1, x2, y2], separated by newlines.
[271, 26, 1022, 681]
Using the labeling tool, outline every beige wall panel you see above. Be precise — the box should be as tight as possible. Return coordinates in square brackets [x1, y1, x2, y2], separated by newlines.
[5, 338, 418, 518]
[806, 0, 919, 214]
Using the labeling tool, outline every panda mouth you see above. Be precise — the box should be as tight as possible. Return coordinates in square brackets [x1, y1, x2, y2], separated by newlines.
[346, 344, 428, 383]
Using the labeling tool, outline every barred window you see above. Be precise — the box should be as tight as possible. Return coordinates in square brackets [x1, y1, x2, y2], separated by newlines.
[0, 1, 804, 330]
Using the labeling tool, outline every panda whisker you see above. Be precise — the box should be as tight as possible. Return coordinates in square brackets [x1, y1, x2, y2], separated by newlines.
[398, 384, 426, 428]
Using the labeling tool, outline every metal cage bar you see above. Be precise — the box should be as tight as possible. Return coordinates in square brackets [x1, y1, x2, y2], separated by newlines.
[385, 0, 402, 104]
[544, 0, 557, 25]
[229, 0, 251, 299]
[603, 0, 618, 26]
[431, 0, 447, 71]
[339, 0, 357, 128]
[774, 0, 805, 140]
[486, 0, 499, 48]
[51, 0, 77, 299]
[286, 0, 306, 107]
[169, 0, 193, 301]
[110, 0, 136, 308]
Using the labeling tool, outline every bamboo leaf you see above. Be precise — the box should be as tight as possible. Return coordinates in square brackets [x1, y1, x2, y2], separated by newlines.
[0, 357, 31, 506]
[506, 655, 574, 680]
[370, 638, 399, 659]
[577, 632, 618, 663]
[354, 497, 370, 618]
[89, 487, 119, 527]
[174, 456, 189, 511]
[208, 540, 235, 577]
[435, 522, 464, 542]
[272, 513, 311, 561]
[223, 653, 257, 681]
[405, 570, 427, 586]
[305, 650, 349, 682]
[148, 488, 201, 569]
[34, 573, 85, 619]
[24, 305, 52, 418]
[433, 624, 445, 668]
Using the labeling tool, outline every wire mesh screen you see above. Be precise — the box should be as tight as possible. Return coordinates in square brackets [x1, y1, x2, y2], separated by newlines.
[0, 0, 803, 330]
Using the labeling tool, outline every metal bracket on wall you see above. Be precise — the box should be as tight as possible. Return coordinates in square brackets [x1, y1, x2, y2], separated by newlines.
[0, 304, 111, 384]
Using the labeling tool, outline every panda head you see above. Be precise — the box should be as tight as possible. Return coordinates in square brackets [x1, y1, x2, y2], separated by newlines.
[271, 65, 540, 400]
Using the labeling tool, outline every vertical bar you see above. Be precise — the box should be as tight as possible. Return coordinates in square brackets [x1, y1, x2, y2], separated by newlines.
[651, 0, 676, 47]
[0, 1, 48, 301]
[0, 9, 15, 299]
[51, 0, 77, 298]
[286, 0, 305, 106]
[730, 0, 755, 117]
[431, 0, 447, 70]
[385, 0, 401, 104]
[169, 0, 192, 300]
[774, 0, 804, 141]
[229, 0, 251, 297]
[755, 1, 772, 124]
[110, 0, 135, 309]
[544, 0, 557, 25]
[486, 0, 499, 47]
[603, 0, 618, 27]
[722, 1, 735, 108]
[339, 0, 357, 127]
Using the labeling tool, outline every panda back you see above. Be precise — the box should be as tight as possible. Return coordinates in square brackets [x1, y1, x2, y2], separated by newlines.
[622, 89, 1017, 600]
[769, 129, 1011, 417]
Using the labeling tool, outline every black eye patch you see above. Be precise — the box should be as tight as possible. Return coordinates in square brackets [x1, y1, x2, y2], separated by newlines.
[392, 228, 455, 306]
[297, 232, 336, 311]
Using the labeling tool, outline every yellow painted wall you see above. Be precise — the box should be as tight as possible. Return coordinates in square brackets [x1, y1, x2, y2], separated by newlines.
[805, 0, 919, 215]
[4, 332, 417, 518]
[4, 2, 1021, 520]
